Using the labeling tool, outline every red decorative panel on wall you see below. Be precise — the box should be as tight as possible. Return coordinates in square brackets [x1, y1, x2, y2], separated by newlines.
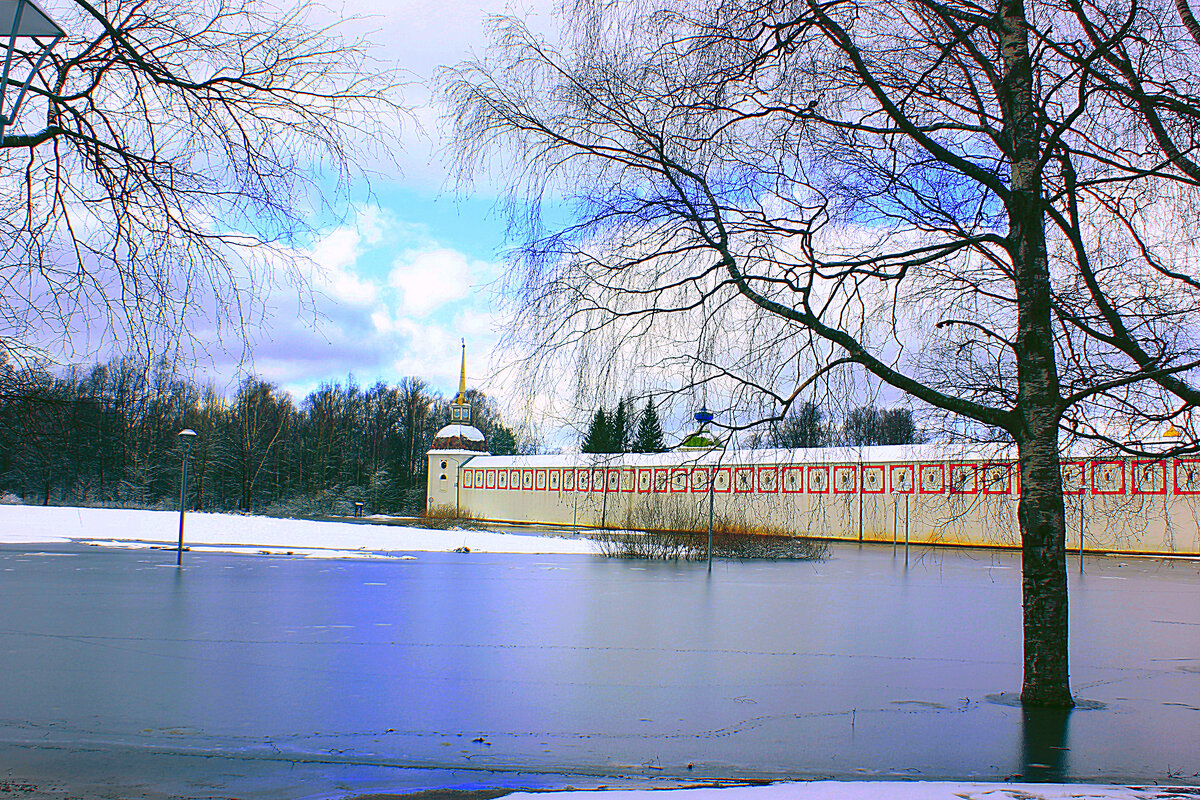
[889, 464, 914, 494]
[522, 469, 534, 490]
[462, 470, 474, 489]
[576, 468, 591, 492]
[733, 467, 755, 493]
[670, 468, 689, 492]
[832, 466, 857, 493]
[918, 464, 944, 494]
[1092, 461, 1125, 495]
[712, 467, 731, 492]
[1174, 460, 1200, 494]
[1060, 461, 1085, 495]
[950, 463, 978, 494]
[653, 468, 670, 493]
[756, 466, 778, 493]
[690, 467, 709, 492]
[620, 469, 636, 492]
[561, 468, 576, 491]
[606, 468, 620, 492]
[782, 466, 804, 493]
[1132, 460, 1166, 495]
[548, 469, 561, 491]
[637, 468, 653, 493]
[534, 469, 547, 491]
[497, 470, 509, 490]
[982, 463, 1011, 495]
[862, 466, 885, 494]
[806, 466, 829, 493]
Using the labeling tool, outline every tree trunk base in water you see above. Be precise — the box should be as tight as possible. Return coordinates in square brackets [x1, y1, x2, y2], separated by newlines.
[1020, 686, 1076, 708]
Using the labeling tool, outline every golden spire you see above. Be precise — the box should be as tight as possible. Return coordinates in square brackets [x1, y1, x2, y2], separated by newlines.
[455, 339, 467, 405]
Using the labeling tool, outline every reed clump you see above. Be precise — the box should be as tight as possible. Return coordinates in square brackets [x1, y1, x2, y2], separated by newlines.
[595, 506, 828, 561]
[419, 504, 485, 529]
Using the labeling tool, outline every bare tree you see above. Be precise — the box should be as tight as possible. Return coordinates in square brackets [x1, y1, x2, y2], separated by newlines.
[230, 376, 290, 511]
[444, 0, 1200, 706]
[0, 0, 401, 365]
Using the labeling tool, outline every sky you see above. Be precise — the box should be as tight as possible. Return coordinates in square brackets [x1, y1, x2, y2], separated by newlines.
[209, 0, 558, 411]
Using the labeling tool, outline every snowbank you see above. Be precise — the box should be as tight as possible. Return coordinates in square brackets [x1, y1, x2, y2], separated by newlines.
[508, 783, 1188, 800]
[0, 505, 598, 555]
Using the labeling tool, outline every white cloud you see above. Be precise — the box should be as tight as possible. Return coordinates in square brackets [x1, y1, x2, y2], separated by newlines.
[388, 248, 497, 317]
[217, 214, 507, 402]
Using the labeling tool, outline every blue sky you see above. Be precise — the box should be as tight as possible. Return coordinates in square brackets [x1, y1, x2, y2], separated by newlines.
[212, 0, 558, 408]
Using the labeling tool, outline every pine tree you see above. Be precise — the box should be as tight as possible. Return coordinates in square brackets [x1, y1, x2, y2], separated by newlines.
[581, 408, 612, 453]
[611, 398, 630, 453]
[632, 400, 665, 453]
[489, 425, 518, 455]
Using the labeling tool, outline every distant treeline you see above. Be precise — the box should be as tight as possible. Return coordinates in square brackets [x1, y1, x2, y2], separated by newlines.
[0, 358, 523, 515]
[747, 401, 925, 449]
[579, 398, 925, 453]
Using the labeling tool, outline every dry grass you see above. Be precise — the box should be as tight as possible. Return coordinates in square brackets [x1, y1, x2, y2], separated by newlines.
[417, 504, 486, 530]
[594, 510, 828, 561]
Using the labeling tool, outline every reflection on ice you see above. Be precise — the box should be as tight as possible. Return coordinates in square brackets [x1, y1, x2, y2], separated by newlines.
[0, 541, 1196, 790]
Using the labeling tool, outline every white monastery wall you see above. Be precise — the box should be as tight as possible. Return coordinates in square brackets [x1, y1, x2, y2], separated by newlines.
[428, 445, 1200, 555]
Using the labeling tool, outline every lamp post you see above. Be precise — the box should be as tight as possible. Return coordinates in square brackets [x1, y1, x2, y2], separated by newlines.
[694, 406, 716, 571]
[177, 428, 198, 566]
[0, 0, 64, 139]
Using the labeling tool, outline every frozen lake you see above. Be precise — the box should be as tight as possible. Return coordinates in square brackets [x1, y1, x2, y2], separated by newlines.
[0, 540, 1197, 798]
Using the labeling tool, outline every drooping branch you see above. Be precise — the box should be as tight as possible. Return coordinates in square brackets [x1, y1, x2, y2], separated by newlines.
[1177, 0, 1200, 48]
[0, 0, 403, 362]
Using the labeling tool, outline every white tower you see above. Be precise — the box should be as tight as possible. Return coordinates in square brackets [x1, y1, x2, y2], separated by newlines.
[427, 341, 488, 511]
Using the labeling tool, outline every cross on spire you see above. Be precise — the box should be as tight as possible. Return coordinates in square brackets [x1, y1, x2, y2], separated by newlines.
[450, 339, 471, 424]
[455, 339, 467, 405]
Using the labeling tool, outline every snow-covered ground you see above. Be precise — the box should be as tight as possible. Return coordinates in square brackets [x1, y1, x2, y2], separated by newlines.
[507, 783, 1194, 799]
[0, 504, 597, 555]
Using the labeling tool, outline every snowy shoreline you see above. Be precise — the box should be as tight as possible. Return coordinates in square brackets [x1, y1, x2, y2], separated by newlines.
[503, 784, 1198, 799]
[0, 504, 598, 556]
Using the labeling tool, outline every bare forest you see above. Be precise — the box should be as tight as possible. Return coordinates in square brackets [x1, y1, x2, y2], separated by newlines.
[0, 360, 519, 515]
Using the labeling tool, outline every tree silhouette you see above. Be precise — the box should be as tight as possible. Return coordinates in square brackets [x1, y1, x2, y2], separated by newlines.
[632, 400, 666, 453]
[0, 0, 401, 365]
[581, 408, 613, 453]
[445, 0, 1200, 705]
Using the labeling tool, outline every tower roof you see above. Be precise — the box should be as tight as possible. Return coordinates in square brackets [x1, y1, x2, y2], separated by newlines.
[430, 423, 489, 453]
[435, 339, 486, 451]
[455, 339, 467, 405]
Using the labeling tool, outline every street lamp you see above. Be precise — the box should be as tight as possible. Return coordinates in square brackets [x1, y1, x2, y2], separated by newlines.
[0, 0, 64, 139]
[177, 428, 198, 566]
[694, 407, 716, 571]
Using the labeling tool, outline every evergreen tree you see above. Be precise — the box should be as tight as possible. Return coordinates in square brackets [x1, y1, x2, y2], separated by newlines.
[611, 398, 630, 453]
[489, 425, 518, 455]
[581, 408, 612, 453]
[632, 400, 666, 453]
